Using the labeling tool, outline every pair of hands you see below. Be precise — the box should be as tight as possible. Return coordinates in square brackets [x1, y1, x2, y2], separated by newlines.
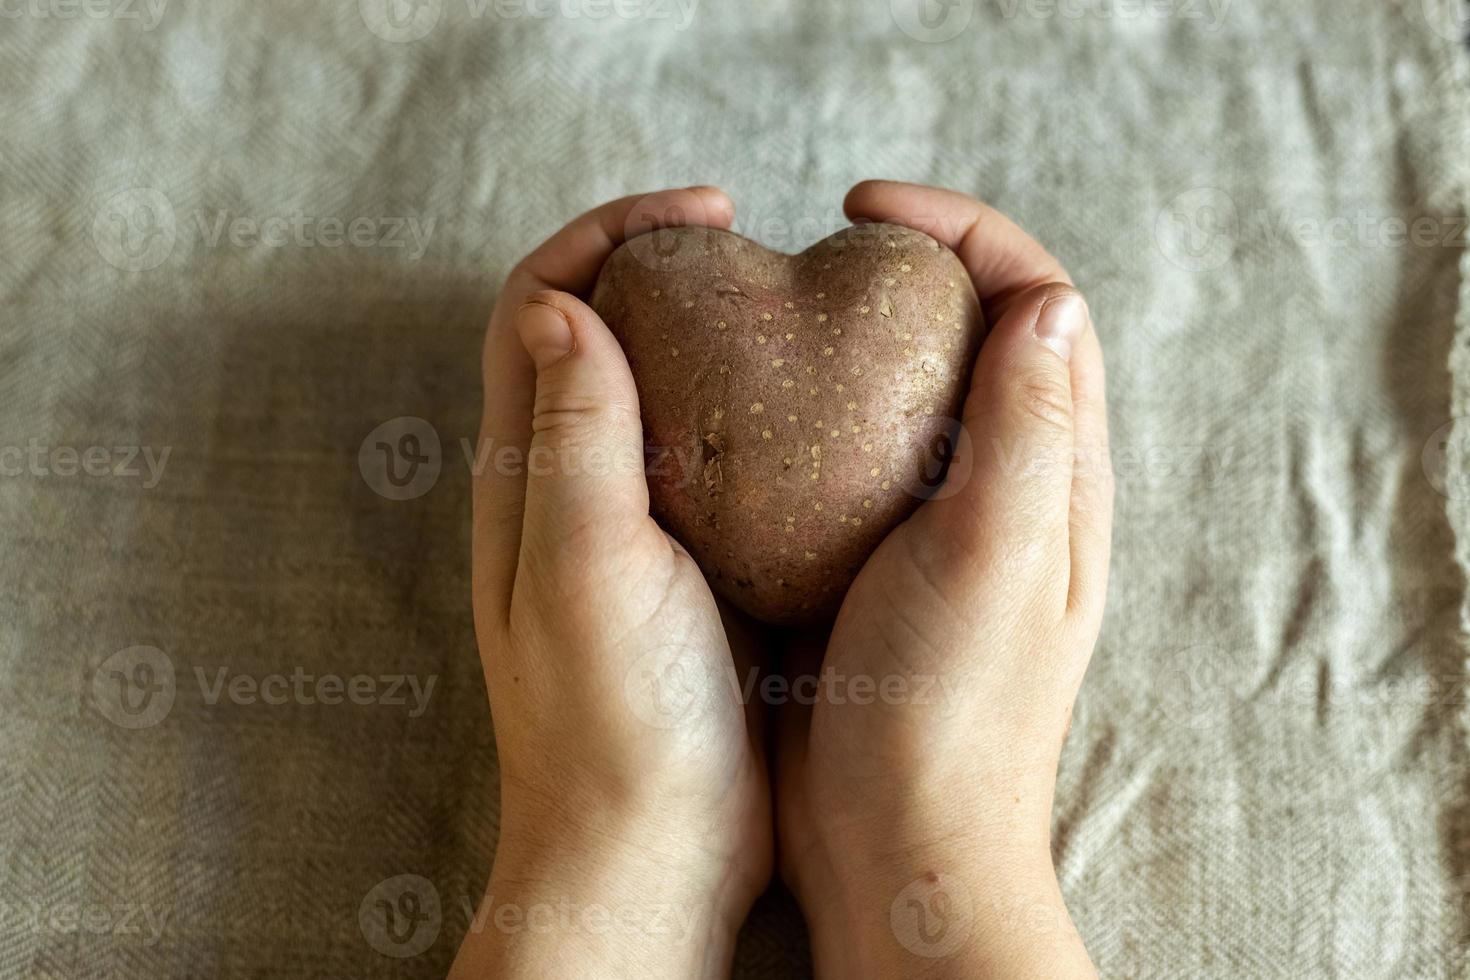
[451, 180, 1111, 979]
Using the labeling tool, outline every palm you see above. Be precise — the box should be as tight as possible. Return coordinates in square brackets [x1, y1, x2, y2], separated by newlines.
[618, 521, 775, 899]
[775, 517, 962, 888]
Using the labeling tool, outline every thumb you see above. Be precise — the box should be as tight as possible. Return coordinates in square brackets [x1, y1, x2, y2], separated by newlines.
[918, 282, 1089, 589]
[513, 289, 650, 552]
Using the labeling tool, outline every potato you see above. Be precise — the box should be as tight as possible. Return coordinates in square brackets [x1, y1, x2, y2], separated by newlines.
[590, 223, 984, 625]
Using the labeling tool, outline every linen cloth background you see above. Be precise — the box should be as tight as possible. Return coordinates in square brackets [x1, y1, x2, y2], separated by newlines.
[2, 0, 1469, 976]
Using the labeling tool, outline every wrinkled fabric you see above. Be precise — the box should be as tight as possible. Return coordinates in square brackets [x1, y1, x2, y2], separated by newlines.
[0, 1, 1467, 976]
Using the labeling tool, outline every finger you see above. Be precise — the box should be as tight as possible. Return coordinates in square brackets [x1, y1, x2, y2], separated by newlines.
[843, 180, 1072, 321]
[474, 293, 539, 633]
[514, 290, 651, 565]
[912, 283, 1090, 611]
[1065, 310, 1113, 625]
[520, 185, 736, 296]
[474, 187, 736, 623]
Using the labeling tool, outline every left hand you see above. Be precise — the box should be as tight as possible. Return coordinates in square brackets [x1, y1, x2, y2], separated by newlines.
[774, 181, 1111, 978]
[451, 187, 772, 980]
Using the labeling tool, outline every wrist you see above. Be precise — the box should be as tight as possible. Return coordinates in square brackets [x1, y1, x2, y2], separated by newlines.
[801, 847, 1092, 980]
[451, 803, 750, 979]
[790, 789, 1091, 980]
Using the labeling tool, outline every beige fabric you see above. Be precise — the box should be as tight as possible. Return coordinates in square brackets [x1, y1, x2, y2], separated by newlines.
[1, 0, 1467, 976]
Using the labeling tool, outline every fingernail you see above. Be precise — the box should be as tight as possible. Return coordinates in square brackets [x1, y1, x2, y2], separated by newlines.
[516, 302, 574, 371]
[1034, 292, 1087, 362]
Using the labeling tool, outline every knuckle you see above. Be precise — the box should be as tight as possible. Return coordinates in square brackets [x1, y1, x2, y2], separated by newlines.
[504, 267, 544, 299]
[530, 387, 605, 436]
[529, 386, 639, 443]
[1012, 370, 1073, 433]
[522, 286, 564, 306]
[524, 386, 643, 481]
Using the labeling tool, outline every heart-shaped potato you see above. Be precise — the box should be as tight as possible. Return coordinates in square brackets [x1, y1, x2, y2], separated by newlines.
[590, 222, 984, 625]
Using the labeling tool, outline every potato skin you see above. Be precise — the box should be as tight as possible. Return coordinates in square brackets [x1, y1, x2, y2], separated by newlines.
[591, 223, 983, 626]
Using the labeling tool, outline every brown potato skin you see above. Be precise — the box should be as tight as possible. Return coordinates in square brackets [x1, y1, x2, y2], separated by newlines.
[590, 223, 984, 626]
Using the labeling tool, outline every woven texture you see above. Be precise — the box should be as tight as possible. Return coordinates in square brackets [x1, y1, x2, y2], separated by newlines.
[1, 1, 1468, 976]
